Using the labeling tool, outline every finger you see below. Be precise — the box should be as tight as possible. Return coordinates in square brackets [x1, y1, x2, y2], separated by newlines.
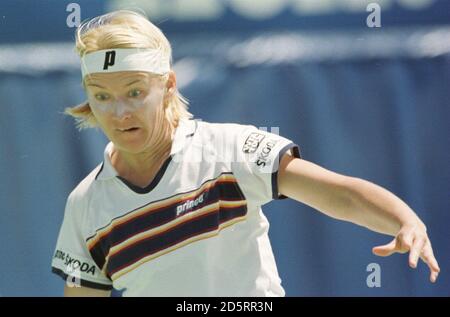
[398, 232, 414, 253]
[420, 243, 440, 283]
[430, 271, 439, 283]
[409, 236, 426, 269]
[372, 239, 397, 257]
[422, 242, 441, 273]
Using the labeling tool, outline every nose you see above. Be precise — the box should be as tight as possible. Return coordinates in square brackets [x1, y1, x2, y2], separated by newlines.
[112, 99, 132, 119]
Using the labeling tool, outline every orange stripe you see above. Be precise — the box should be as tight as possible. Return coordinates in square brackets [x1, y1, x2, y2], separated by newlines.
[106, 200, 246, 259]
[110, 215, 248, 281]
[87, 173, 238, 250]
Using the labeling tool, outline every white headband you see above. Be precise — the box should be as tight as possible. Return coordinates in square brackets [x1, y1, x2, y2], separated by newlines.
[81, 48, 170, 78]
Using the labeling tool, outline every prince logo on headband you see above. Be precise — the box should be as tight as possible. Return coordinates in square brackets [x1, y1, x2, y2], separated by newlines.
[103, 51, 116, 70]
[81, 48, 170, 78]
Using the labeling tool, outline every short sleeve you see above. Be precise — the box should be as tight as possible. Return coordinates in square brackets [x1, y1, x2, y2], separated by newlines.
[51, 193, 113, 290]
[232, 125, 301, 206]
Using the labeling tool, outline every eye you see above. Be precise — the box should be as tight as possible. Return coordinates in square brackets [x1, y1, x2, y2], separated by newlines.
[128, 89, 142, 98]
[95, 93, 110, 101]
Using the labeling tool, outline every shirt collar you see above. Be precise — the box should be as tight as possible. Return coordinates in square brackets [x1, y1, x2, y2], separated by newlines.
[95, 119, 197, 181]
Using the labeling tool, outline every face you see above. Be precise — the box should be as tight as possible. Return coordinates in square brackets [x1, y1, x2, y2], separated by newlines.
[84, 71, 173, 154]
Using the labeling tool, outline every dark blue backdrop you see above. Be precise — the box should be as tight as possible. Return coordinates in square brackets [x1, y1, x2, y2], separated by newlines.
[0, 1, 449, 296]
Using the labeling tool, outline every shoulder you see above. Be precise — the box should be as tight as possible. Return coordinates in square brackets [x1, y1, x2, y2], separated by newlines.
[195, 120, 257, 144]
[196, 120, 253, 133]
[66, 163, 103, 211]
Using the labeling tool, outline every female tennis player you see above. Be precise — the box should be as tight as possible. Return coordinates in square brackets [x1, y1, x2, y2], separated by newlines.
[51, 10, 440, 297]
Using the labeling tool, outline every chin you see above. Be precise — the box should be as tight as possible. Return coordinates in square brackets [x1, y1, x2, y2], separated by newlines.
[116, 141, 146, 153]
[111, 132, 148, 154]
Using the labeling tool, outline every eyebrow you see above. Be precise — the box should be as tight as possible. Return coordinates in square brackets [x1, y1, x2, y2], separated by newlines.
[86, 83, 106, 88]
[86, 79, 144, 89]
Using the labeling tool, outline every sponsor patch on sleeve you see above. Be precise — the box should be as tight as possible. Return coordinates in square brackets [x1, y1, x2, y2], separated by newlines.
[53, 249, 97, 276]
[242, 132, 266, 154]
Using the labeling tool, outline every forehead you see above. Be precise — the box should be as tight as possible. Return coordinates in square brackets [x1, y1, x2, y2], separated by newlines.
[84, 71, 160, 87]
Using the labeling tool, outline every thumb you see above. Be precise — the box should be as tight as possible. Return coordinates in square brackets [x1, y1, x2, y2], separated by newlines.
[372, 239, 398, 257]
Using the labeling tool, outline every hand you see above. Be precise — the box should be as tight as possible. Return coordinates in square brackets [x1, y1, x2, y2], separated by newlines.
[372, 222, 440, 283]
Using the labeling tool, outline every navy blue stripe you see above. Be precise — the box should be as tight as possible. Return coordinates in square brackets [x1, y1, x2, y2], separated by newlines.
[86, 172, 236, 242]
[51, 267, 113, 291]
[107, 204, 247, 276]
[117, 156, 172, 194]
[94, 162, 104, 181]
[90, 246, 107, 273]
[89, 179, 245, 270]
[272, 143, 301, 200]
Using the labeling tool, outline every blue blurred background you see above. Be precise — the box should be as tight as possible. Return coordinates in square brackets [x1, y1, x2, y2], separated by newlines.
[0, 0, 449, 296]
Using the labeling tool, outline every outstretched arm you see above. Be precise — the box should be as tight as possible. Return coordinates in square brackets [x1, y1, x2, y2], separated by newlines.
[278, 153, 440, 283]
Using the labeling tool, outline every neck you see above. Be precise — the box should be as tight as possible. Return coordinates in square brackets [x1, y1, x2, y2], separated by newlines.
[111, 119, 176, 177]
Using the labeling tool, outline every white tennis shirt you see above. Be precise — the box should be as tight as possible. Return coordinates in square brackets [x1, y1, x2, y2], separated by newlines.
[51, 119, 300, 296]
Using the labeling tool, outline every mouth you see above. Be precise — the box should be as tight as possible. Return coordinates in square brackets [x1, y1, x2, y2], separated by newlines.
[117, 127, 140, 133]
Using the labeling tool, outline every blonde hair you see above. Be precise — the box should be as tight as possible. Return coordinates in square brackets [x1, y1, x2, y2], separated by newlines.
[65, 10, 192, 130]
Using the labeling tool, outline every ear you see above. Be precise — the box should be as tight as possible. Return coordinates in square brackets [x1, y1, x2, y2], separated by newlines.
[164, 71, 177, 98]
[73, 101, 92, 114]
